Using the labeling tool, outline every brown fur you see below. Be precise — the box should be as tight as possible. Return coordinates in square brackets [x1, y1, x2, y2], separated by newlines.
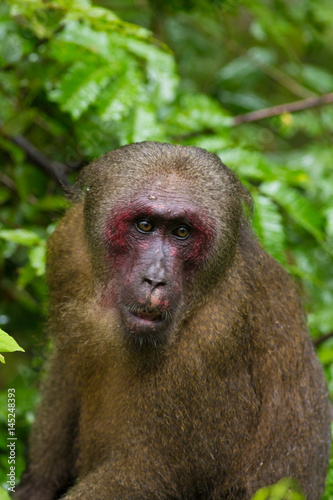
[15, 142, 331, 499]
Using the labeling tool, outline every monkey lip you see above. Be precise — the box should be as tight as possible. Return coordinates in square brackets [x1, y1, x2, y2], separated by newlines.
[130, 308, 166, 323]
[134, 310, 163, 322]
[122, 306, 170, 333]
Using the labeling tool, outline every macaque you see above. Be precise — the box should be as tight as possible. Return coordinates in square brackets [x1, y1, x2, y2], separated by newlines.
[15, 142, 331, 499]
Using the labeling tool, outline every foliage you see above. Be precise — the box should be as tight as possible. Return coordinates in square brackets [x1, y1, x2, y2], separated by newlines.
[0, 0, 333, 496]
[0, 488, 10, 500]
[0, 328, 24, 364]
[251, 477, 305, 500]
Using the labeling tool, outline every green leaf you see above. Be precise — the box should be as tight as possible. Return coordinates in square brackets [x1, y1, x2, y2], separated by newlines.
[29, 245, 46, 276]
[17, 262, 36, 289]
[0, 229, 41, 246]
[96, 62, 143, 121]
[251, 478, 305, 500]
[318, 344, 333, 366]
[222, 90, 269, 110]
[218, 150, 271, 182]
[325, 207, 333, 239]
[252, 194, 286, 263]
[0, 328, 25, 360]
[65, 3, 119, 25]
[48, 61, 113, 119]
[56, 20, 112, 60]
[260, 181, 325, 243]
[130, 103, 166, 143]
[124, 39, 178, 104]
[15, 244, 46, 287]
[0, 486, 11, 499]
[302, 64, 333, 93]
[167, 93, 230, 135]
[218, 47, 276, 85]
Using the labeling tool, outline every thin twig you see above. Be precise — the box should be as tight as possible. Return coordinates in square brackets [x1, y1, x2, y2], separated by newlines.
[0, 123, 69, 187]
[314, 331, 333, 347]
[233, 93, 333, 125]
[11, 135, 69, 187]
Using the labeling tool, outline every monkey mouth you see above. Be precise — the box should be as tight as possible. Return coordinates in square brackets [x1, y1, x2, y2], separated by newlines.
[122, 305, 171, 333]
[131, 306, 166, 323]
[134, 309, 164, 322]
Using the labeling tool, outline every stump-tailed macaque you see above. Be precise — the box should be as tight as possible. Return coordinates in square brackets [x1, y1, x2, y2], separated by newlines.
[16, 142, 331, 499]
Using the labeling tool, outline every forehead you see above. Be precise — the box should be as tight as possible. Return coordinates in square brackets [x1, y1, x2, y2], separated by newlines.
[132, 173, 193, 201]
[123, 174, 200, 218]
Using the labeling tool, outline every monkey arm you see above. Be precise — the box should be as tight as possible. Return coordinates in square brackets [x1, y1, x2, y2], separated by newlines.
[14, 349, 79, 500]
[212, 243, 331, 498]
[242, 340, 330, 498]
[61, 456, 178, 500]
[234, 254, 331, 497]
[62, 470, 140, 499]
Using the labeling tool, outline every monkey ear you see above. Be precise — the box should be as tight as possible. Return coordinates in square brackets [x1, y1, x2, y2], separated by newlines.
[75, 164, 100, 200]
[76, 170, 92, 195]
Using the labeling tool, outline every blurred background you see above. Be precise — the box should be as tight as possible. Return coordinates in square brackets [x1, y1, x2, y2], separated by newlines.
[0, 0, 333, 497]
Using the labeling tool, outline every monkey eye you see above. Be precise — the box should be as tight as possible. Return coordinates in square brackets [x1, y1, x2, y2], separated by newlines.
[136, 220, 154, 233]
[173, 225, 191, 240]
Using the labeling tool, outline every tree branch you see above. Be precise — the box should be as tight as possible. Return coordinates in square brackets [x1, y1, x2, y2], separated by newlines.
[0, 123, 69, 187]
[314, 331, 333, 347]
[233, 93, 333, 125]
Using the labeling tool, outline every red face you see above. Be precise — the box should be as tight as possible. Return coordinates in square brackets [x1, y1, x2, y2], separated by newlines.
[103, 186, 214, 344]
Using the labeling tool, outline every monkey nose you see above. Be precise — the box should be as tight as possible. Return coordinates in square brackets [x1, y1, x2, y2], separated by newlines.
[143, 277, 166, 290]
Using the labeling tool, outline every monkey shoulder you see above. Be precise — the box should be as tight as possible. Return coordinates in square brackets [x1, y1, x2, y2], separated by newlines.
[229, 230, 314, 358]
[237, 229, 303, 315]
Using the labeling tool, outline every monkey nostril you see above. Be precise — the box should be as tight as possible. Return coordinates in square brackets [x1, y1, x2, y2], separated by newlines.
[144, 277, 166, 288]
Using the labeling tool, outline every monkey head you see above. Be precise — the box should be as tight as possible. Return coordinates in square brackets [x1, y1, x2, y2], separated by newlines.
[79, 142, 252, 346]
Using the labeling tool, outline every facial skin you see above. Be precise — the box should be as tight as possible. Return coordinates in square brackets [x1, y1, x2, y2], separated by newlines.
[104, 186, 214, 343]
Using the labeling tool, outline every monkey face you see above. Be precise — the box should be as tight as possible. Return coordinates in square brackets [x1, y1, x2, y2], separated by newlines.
[103, 185, 214, 344]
